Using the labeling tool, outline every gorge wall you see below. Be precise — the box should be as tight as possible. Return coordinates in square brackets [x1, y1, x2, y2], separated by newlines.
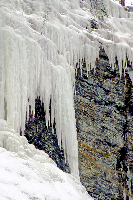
[74, 48, 133, 200]
[25, 47, 133, 200]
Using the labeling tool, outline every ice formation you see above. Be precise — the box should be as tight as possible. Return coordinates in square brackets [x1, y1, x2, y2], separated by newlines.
[0, 119, 93, 200]
[0, 0, 133, 177]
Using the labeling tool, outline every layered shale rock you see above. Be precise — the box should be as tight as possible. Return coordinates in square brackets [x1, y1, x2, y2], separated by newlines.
[74, 48, 133, 200]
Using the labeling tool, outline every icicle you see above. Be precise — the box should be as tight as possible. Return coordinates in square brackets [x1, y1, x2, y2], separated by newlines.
[1, 0, 133, 178]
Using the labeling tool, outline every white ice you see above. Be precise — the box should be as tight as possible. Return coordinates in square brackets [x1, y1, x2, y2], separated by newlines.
[125, 0, 133, 6]
[0, 0, 133, 177]
[0, 119, 93, 200]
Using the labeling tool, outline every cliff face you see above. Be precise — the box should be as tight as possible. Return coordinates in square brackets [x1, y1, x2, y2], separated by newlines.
[24, 48, 133, 199]
[74, 48, 133, 199]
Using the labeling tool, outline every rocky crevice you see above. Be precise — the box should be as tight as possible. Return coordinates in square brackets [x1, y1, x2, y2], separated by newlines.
[24, 97, 70, 173]
[116, 66, 133, 200]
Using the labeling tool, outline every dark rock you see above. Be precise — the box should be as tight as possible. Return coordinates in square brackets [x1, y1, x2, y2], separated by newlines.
[74, 47, 133, 199]
[24, 98, 70, 173]
[91, 19, 98, 29]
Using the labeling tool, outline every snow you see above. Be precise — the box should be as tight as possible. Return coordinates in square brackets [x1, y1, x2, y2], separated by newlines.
[0, 0, 133, 184]
[125, 0, 133, 6]
[0, 119, 93, 200]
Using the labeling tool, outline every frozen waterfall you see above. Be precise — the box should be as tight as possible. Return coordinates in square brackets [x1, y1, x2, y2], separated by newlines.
[0, 0, 133, 177]
[0, 119, 93, 200]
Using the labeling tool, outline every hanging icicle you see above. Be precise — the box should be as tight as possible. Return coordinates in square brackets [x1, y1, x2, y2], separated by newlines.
[0, 0, 133, 177]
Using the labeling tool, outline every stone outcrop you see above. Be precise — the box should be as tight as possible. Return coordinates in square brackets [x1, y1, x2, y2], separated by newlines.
[74, 48, 133, 199]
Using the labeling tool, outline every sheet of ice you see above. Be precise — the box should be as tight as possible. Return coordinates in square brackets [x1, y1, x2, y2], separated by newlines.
[0, 0, 133, 177]
[0, 119, 93, 200]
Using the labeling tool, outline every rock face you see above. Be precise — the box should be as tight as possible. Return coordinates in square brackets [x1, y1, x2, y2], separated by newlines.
[24, 98, 70, 173]
[24, 48, 133, 199]
[74, 48, 133, 199]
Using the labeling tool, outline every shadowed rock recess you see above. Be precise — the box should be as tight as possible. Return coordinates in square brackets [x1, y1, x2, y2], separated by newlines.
[24, 98, 70, 173]
[74, 48, 133, 200]
[24, 47, 133, 199]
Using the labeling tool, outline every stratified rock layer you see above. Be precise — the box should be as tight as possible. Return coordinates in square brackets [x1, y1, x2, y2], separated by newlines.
[74, 48, 133, 200]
